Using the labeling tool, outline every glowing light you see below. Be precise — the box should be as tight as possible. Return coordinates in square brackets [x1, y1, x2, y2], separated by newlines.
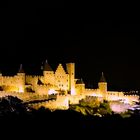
[71, 88, 76, 95]
[48, 89, 56, 95]
[123, 99, 130, 104]
[19, 87, 24, 93]
[110, 102, 130, 113]
[90, 93, 103, 97]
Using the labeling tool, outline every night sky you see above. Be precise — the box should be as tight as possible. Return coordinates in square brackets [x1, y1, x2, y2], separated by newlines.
[0, 2, 140, 91]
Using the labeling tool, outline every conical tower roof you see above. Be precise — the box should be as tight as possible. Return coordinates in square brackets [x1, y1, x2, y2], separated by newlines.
[43, 60, 53, 71]
[99, 72, 106, 82]
[18, 64, 24, 73]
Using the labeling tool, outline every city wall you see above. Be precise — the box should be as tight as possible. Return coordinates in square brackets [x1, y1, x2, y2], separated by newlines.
[0, 91, 48, 102]
[29, 95, 69, 110]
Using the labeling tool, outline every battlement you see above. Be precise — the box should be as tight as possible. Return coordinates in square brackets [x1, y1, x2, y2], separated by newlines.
[123, 94, 139, 103]
[0, 91, 48, 102]
[29, 95, 69, 110]
[85, 89, 98, 91]
[26, 75, 42, 78]
[2, 76, 15, 79]
[124, 94, 139, 96]
[0, 62, 139, 109]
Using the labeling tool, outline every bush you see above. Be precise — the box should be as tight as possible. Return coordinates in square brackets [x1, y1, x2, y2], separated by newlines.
[79, 96, 100, 108]
[71, 98, 112, 116]
[0, 96, 28, 117]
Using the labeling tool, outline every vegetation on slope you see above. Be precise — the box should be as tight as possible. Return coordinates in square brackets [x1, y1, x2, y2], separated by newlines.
[0, 96, 28, 117]
[70, 96, 112, 116]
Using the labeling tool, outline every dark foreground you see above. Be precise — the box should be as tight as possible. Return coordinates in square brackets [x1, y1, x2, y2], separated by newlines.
[1, 109, 140, 139]
[0, 96, 140, 139]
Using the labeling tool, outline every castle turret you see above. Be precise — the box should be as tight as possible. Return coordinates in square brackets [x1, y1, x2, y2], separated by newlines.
[66, 63, 76, 95]
[17, 64, 25, 92]
[43, 60, 54, 85]
[75, 78, 85, 95]
[98, 72, 107, 97]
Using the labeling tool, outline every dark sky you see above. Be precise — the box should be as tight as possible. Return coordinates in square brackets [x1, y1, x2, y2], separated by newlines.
[0, 2, 140, 91]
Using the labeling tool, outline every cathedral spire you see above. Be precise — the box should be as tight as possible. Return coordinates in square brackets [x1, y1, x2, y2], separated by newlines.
[99, 72, 106, 82]
[18, 64, 24, 73]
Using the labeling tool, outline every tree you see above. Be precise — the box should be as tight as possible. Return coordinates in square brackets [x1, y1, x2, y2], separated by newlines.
[79, 96, 100, 108]
[71, 98, 112, 116]
[0, 96, 28, 117]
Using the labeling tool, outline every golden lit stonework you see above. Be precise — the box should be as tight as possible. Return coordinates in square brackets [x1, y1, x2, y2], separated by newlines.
[0, 61, 139, 110]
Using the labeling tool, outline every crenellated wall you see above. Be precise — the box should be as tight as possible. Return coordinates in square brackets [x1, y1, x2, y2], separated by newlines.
[107, 91, 139, 104]
[75, 84, 85, 95]
[29, 95, 69, 110]
[107, 91, 124, 101]
[84, 88, 102, 97]
[0, 91, 48, 102]
[0, 73, 25, 92]
[122, 95, 139, 103]
[68, 94, 86, 104]
[0, 62, 139, 108]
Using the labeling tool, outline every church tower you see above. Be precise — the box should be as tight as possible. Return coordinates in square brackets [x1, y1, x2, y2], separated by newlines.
[98, 72, 107, 97]
[43, 60, 54, 85]
[66, 63, 75, 95]
[17, 64, 25, 92]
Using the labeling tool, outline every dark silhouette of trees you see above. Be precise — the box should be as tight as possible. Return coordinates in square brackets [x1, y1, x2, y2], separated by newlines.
[0, 96, 28, 117]
[1, 95, 140, 136]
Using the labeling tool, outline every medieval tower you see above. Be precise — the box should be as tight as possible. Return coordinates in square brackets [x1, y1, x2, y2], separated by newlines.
[66, 63, 75, 95]
[17, 64, 25, 92]
[0, 61, 139, 107]
[43, 60, 55, 85]
[98, 72, 107, 98]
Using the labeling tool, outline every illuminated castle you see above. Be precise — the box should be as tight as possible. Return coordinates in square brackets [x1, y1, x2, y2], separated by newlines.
[0, 61, 139, 110]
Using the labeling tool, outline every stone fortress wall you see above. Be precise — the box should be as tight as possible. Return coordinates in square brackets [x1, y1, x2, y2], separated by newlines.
[29, 95, 69, 110]
[0, 91, 47, 102]
[0, 61, 139, 110]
